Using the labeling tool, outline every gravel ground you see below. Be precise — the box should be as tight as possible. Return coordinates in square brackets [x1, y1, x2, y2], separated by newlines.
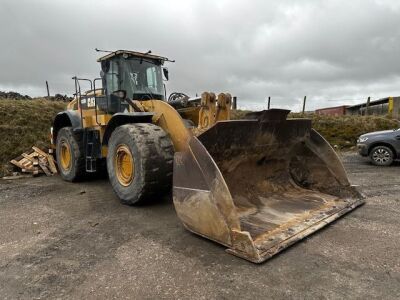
[0, 153, 399, 299]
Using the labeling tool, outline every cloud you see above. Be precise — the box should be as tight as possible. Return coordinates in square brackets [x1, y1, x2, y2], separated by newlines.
[0, 0, 399, 111]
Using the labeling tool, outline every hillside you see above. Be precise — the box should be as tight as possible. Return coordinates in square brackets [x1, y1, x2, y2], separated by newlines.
[304, 113, 399, 148]
[0, 99, 66, 176]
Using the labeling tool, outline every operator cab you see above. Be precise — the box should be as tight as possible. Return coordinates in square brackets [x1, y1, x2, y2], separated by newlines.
[97, 50, 169, 113]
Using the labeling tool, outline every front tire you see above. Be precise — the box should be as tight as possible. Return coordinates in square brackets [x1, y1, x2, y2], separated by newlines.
[56, 127, 86, 181]
[369, 145, 394, 166]
[107, 123, 174, 205]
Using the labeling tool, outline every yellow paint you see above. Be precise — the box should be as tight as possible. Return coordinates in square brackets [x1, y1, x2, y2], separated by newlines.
[101, 145, 108, 157]
[67, 98, 78, 110]
[174, 92, 232, 131]
[141, 100, 192, 151]
[60, 141, 72, 171]
[198, 92, 216, 130]
[114, 144, 134, 186]
[68, 88, 104, 111]
[215, 93, 232, 122]
[176, 106, 201, 126]
[389, 96, 393, 113]
[82, 112, 112, 128]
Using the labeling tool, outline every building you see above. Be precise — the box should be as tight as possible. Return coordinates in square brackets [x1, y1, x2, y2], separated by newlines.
[346, 97, 400, 118]
[316, 97, 400, 119]
[315, 105, 348, 116]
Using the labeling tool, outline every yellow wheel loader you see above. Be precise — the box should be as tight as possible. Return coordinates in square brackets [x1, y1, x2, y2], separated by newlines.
[51, 50, 364, 263]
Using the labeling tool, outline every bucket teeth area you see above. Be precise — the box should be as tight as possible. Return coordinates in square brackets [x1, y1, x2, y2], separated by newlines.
[173, 111, 364, 263]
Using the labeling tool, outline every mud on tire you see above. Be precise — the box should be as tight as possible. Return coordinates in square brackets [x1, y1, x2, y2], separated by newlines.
[107, 123, 174, 205]
[56, 127, 86, 181]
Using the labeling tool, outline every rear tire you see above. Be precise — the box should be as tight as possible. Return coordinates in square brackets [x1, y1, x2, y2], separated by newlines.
[56, 127, 86, 181]
[107, 123, 174, 205]
[369, 145, 394, 166]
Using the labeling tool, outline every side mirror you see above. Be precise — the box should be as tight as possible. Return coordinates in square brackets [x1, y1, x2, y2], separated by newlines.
[112, 90, 127, 100]
[163, 68, 169, 81]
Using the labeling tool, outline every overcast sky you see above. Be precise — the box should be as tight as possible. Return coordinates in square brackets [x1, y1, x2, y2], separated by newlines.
[1, 0, 400, 111]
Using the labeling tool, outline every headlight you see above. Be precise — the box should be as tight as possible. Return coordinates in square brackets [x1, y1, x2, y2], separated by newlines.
[358, 137, 368, 143]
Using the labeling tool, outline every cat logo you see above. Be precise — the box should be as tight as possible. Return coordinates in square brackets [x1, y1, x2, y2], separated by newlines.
[87, 97, 96, 108]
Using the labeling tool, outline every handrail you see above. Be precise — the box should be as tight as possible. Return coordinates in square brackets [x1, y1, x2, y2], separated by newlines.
[72, 76, 94, 128]
[93, 78, 102, 125]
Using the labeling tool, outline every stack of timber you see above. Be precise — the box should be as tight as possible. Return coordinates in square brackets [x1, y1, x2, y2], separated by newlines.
[10, 147, 57, 176]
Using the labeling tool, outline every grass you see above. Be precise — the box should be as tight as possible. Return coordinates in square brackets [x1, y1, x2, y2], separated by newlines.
[303, 114, 399, 149]
[0, 99, 66, 176]
[231, 109, 252, 120]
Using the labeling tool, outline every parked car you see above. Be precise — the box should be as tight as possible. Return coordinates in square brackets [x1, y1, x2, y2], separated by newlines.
[357, 128, 400, 166]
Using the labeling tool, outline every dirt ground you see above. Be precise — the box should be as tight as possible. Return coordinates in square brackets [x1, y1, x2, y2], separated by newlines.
[0, 153, 399, 299]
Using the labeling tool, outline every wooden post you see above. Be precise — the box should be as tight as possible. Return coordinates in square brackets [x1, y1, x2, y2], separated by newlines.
[302, 96, 307, 115]
[46, 81, 50, 98]
[267, 96, 271, 109]
[232, 96, 237, 110]
[366, 96, 371, 116]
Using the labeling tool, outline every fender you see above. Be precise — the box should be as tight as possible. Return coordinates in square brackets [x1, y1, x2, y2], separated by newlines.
[102, 112, 154, 145]
[52, 110, 82, 144]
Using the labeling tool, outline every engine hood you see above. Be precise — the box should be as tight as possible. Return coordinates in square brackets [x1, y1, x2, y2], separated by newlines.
[360, 129, 396, 138]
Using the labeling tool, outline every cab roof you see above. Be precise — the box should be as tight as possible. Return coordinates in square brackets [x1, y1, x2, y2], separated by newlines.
[96, 50, 170, 63]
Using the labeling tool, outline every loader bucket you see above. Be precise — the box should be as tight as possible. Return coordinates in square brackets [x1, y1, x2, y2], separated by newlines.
[173, 109, 364, 263]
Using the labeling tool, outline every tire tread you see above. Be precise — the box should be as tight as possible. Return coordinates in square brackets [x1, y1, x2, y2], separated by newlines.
[107, 123, 174, 205]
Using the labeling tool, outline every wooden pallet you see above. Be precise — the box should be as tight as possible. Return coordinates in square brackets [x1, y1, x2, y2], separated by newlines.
[10, 147, 58, 176]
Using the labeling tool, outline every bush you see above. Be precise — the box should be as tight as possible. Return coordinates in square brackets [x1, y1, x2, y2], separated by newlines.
[0, 99, 66, 176]
[305, 114, 399, 149]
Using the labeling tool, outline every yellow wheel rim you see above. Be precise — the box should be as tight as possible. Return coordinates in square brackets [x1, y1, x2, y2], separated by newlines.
[60, 141, 72, 171]
[115, 144, 134, 186]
